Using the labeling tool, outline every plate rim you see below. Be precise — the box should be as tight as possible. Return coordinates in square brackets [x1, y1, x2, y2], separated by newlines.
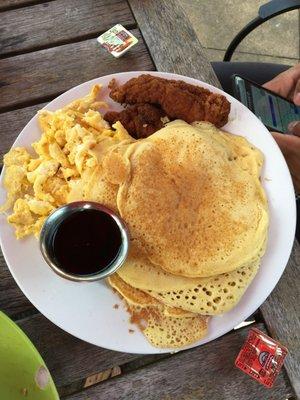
[0, 71, 296, 354]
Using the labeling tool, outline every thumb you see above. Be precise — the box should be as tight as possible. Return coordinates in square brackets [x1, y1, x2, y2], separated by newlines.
[293, 79, 300, 105]
[271, 131, 299, 155]
[288, 121, 300, 137]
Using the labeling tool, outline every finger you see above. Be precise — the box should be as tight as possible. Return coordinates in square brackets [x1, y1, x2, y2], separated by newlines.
[272, 132, 290, 155]
[288, 121, 300, 137]
[293, 79, 300, 105]
[263, 78, 292, 98]
[290, 170, 300, 194]
[293, 175, 300, 194]
[271, 132, 300, 155]
[263, 64, 300, 99]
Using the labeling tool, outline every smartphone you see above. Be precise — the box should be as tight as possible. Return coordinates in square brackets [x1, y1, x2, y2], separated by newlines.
[232, 74, 300, 133]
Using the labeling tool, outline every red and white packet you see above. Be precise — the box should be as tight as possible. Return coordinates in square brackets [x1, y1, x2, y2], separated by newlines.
[235, 328, 288, 388]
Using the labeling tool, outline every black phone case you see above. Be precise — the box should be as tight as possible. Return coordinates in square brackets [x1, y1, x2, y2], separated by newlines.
[231, 74, 298, 133]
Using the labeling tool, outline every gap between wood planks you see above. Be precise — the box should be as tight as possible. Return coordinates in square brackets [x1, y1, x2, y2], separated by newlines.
[10, 307, 39, 322]
[0, 0, 56, 13]
[0, 92, 65, 115]
[59, 353, 171, 398]
[0, 23, 137, 61]
[0, 29, 154, 113]
[57, 320, 258, 398]
[126, 0, 156, 70]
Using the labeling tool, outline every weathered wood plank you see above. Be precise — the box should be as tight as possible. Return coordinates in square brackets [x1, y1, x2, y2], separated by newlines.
[17, 313, 140, 391]
[128, 0, 220, 87]
[0, 102, 46, 162]
[0, 0, 49, 11]
[0, 29, 154, 112]
[0, 0, 135, 56]
[0, 250, 35, 316]
[260, 240, 300, 399]
[0, 0, 35, 7]
[65, 323, 294, 400]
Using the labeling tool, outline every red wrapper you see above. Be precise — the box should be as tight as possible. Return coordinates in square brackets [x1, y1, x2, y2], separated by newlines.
[235, 328, 288, 388]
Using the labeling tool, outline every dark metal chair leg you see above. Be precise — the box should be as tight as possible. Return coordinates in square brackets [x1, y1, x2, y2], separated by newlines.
[224, 0, 300, 61]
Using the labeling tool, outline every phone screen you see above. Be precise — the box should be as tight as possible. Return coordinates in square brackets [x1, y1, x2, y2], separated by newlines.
[234, 75, 300, 132]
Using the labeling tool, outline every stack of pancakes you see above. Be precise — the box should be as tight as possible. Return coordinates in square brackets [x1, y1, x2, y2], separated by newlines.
[69, 120, 269, 349]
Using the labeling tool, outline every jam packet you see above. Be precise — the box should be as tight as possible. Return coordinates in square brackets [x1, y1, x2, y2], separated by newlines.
[235, 328, 288, 388]
[97, 24, 138, 58]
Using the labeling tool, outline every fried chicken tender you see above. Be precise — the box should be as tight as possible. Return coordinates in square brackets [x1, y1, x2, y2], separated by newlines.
[109, 74, 230, 128]
[104, 104, 166, 138]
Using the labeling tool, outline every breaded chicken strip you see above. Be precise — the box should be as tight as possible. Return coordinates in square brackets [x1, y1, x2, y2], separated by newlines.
[104, 104, 166, 139]
[109, 74, 230, 128]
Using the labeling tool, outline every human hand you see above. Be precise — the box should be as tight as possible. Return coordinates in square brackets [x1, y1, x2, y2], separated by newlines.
[263, 63, 300, 105]
[272, 131, 300, 194]
[263, 64, 300, 193]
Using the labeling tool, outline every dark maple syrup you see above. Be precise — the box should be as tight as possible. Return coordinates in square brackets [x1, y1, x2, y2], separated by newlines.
[51, 209, 122, 275]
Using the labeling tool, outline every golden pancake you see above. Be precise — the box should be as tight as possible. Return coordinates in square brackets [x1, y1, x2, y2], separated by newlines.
[117, 243, 263, 315]
[67, 165, 118, 211]
[108, 274, 209, 348]
[108, 273, 162, 308]
[127, 304, 208, 348]
[193, 122, 263, 178]
[108, 274, 194, 317]
[111, 120, 268, 277]
[67, 137, 134, 212]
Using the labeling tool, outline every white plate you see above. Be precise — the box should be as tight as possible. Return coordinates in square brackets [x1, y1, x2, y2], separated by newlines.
[0, 72, 296, 354]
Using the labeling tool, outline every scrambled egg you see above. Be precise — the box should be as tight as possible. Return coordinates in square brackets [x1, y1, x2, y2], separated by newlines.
[0, 85, 132, 239]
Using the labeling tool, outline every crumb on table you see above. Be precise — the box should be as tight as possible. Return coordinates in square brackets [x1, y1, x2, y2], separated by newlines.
[113, 304, 119, 309]
[129, 329, 135, 334]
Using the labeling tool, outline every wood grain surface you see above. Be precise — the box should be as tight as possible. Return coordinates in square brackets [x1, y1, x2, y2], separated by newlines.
[128, 0, 220, 87]
[0, 0, 135, 56]
[64, 323, 294, 400]
[17, 313, 140, 393]
[0, 0, 50, 11]
[260, 240, 300, 399]
[0, 29, 154, 112]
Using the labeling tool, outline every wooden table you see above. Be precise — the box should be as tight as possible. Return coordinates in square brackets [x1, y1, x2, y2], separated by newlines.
[0, 1, 299, 399]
